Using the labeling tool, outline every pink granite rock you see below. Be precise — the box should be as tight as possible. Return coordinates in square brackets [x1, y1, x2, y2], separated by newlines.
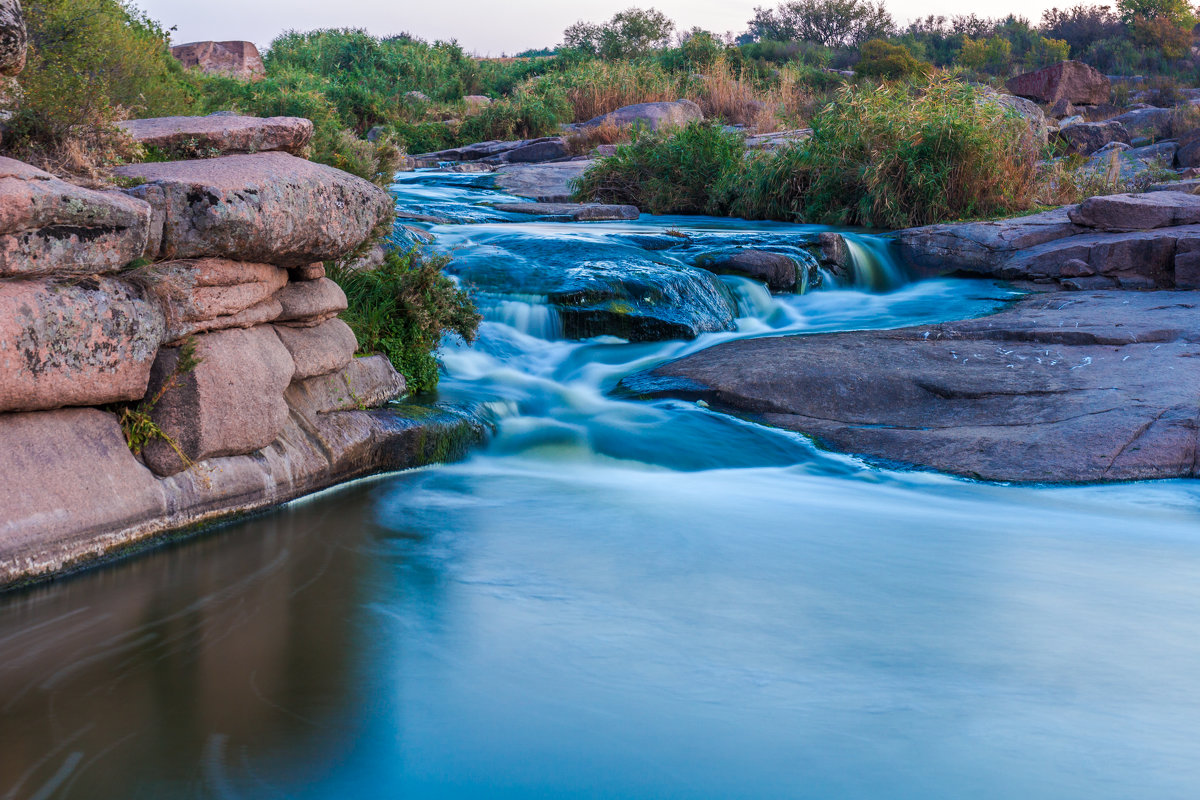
[170, 41, 265, 81]
[1005, 60, 1110, 105]
[143, 325, 295, 476]
[112, 152, 392, 267]
[0, 277, 165, 412]
[147, 258, 287, 340]
[273, 318, 357, 379]
[0, 156, 150, 276]
[117, 114, 313, 156]
[274, 277, 347, 325]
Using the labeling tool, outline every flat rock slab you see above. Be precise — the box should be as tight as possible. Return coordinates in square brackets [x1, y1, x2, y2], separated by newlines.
[493, 161, 592, 203]
[0, 156, 150, 276]
[0, 277, 164, 412]
[619, 291, 1200, 483]
[113, 152, 392, 267]
[118, 115, 313, 156]
[492, 201, 639, 221]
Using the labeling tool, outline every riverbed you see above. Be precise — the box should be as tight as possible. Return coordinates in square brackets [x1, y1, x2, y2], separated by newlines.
[4, 172, 1200, 799]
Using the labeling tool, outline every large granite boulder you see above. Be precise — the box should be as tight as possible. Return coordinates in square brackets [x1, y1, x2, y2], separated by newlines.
[493, 161, 593, 202]
[1006, 60, 1110, 105]
[284, 354, 405, 414]
[117, 114, 313, 157]
[578, 99, 704, 132]
[147, 258, 287, 341]
[620, 291, 1200, 483]
[1174, 128, 1200, 168]
[143, 325, 295, 476]
[272, 318, 357, 379]
[0, 408, 167, 577]
[113, 152, 392, 267]
[1109, 107, 1175, 141]
[0, 0, 26, 77]
[1068, 191, 1200, 231]
[0, 156, 150, 276]
[1058, 119, 1131, 155]
[894, 207, 1083, 274]
[170, 41, 265, 81]
[0, 277, 165, 412]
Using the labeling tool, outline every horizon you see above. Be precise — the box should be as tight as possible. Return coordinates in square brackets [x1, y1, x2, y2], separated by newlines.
[137, 0, 1114, 56]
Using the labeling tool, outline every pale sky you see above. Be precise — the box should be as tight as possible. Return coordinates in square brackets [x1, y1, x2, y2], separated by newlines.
[138, 0, 1106, 56]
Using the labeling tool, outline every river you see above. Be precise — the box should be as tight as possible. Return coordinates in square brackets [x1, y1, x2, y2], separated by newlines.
[4, 172, 1200, 799]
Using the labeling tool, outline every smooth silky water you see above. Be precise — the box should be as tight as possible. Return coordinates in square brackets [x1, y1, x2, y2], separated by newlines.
[5, 172, 1200, 799]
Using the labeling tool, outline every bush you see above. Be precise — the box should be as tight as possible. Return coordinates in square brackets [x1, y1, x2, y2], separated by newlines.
[7, 0, 196, 174]
[538, 59, 682, 122]
[329, 248, 481, 394]
[854, 38, 931, 79]
[571, 121, 745, 214]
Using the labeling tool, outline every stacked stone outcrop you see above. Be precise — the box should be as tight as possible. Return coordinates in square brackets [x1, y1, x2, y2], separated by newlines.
[0, 111, 482, 588]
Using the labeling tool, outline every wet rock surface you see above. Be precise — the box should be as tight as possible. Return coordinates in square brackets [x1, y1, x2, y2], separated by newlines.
[491, 201, 639, 221]
[621, 291, 1200, 483]
[493, 161, 593, 202]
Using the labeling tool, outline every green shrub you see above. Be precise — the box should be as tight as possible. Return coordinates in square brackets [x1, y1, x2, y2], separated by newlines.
[571, 121, 745, 215]
[733, 77, 1040, 228]
[329, 249, 481, 394]
[458, 84, 569, 141]
[7, 0, 197, 172]
[854, 38, 931, 79]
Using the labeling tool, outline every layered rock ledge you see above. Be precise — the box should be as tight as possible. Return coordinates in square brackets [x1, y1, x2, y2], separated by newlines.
[619, 291, 1200, 483]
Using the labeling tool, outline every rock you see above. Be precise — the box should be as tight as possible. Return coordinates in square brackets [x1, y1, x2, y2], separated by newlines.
[463, 95, 492, 108]
[283, 354, 405, 414]
[0, 277, 165, 412]
[503, 137, 569, 163]
[578, 99, 704, 132]
[0, 0, 26, 76]
[493, 160, 592, 202]
[492, 201, 639, 221]
[814, 232, 852, 279]
[365, 125, 386, 143]
[1069, 191, 1200, 231]
[744, 129, 813, 150]
[1174, 238, 1200, 288]
[1148, 178, 1200, 194]
[894, 206, 1083, 274]
[1058, 119, 1130, 155]
[999, 227, 1184, 286]
[146, 258, 288, 341]
[976, 87, 1049, 144]
[1006, 60, 1111, 105]
[273, 318, 357, 379]
[170, 41, 265, 81]
[0, 408, 168, 577]
[117, 114, 313, 157]
[274, 277, 347, 324]
[1059, 114, 1084, 128]
[143, 325, 295, 476]
[289, 262, 326, 281]
[0, 156, 150, 276]
[405, 91, 431, 103]
[1110, 107, 1175, 140]
[343, 241, 387, 271]
[112, 152, 392, 267]
[1174, 129, 1200, 168]
[619, 291, 1200, 483]
[1049, 98, 1075, 118]
[693, 249, 803, 292]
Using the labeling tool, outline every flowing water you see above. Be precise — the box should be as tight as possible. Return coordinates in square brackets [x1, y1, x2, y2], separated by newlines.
[5, 172, 1200, 799]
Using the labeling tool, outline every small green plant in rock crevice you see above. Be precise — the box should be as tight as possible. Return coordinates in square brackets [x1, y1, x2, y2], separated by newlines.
[329, 248, 481, 394]
[106, 337, 201, 462]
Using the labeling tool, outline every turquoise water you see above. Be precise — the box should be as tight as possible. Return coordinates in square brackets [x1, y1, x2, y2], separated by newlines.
[4, 173, 1200, 799]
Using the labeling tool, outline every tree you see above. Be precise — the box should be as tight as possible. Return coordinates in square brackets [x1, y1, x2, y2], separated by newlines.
[747, 0, 894, 48]
[957, 35, 1013, 73]
[1115, 0, 1196, 25]
[562, 8, 675, 59]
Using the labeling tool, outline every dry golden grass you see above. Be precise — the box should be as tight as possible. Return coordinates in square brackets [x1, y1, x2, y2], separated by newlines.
[565, 118, 635, 155]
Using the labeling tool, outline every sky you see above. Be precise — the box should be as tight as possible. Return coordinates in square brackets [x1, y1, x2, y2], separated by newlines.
[138, 0, 1099, 55]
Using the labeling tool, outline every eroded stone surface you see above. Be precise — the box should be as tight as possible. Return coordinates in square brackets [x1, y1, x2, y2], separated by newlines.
[284, 354, 405, 414]
[113, 152, 392, 267]
[1006, 60, 1110, 105]
[0, 277, 164, 412]
[693, 249, 803, 293]
[147, 258, 288, 341]
[118, 115, 313, 156]
[620, 291, 1200, 483]
[578, 99, 703, 131]
[492, 201, 639, 221]
[274, 277, 347, 324]
[143, 325, 295, 476]
[273, 318, 357, 379]
[0, 156, 150, 276]
[0, 0, 26, 77]
[493, 161, 593, 202]
[171, 40, 265, 80]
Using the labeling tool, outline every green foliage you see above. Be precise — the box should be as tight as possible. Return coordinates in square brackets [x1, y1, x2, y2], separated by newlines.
[1028, 36, 1071, 67]
[571, 121, 746, 215]
[7, 0, 197, 169]
[562, 8, 676, 59]
[458, 84, 569, 141]
[1116, 0, 1196, 25]
[957, 35, 1013, 73]
[855, 38, 931, 79]
[330, 248, 481, 394]
[747, 0, 895, 48]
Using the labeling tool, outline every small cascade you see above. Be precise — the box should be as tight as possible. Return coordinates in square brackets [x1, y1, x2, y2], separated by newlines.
[840, 234, 909, 291]
[477, 294, 564, 339]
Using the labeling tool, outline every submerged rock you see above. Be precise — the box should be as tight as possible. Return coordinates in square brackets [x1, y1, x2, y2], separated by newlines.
[620, 291, 1200, 483]
[493, 161, 593, 202]
[492, 201, 639, 221]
